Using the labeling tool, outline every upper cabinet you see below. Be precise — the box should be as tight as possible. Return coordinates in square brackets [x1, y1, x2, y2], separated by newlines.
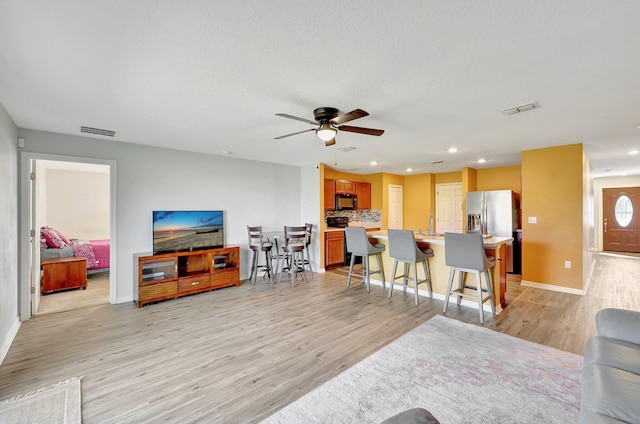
[356, 182, 371, 210]
[324, 178, 372, 210]
[335, 179, 356, 194]
[324, 179, 336, 210]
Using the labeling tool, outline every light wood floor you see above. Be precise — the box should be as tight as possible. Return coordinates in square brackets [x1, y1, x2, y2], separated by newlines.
[1, 253, 638, 423]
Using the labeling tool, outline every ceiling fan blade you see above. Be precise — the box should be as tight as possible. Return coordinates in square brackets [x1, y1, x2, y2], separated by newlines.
[331, 109, 369, 125]
[338, 125, 384, 136]
[275, 113, 318, 125]
[274, 128, 315, 140]
[324, 137, 336, 147]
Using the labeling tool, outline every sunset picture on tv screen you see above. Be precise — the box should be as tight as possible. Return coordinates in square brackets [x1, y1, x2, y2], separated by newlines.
[153, 210, 223, 252]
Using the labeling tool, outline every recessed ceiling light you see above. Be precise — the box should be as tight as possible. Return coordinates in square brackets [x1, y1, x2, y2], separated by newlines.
[629, 149, 639, 155]
[406, 168, 413, 173]
[370, 160, 378, 166]
[448, 147, 458, 153]
[477, 158, 486, 164]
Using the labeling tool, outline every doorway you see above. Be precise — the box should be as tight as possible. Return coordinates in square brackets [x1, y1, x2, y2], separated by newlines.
[603, 187, 640, 253]
[436, 183, 463, 234]
[19, 152, 117, 320]
[388, 185, 403, 229]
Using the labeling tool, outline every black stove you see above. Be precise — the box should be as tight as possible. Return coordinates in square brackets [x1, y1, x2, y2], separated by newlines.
[327, 216, 349, 228]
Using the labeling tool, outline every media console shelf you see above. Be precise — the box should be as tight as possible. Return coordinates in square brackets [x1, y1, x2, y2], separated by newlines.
[135, 246, 240, 307]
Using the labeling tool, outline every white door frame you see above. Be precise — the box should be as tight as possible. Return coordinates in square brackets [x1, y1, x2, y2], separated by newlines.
[19, 152, 117, 321]
[388, 184, 403, 229]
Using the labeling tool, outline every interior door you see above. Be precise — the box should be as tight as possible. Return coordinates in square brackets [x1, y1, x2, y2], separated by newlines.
[388, 185, 403, 229]
[436, 183, 463, 233]
[603, 187, 640, 253]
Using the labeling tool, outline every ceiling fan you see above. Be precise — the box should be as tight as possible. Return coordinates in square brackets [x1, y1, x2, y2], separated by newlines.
[274, 107, 384, 146]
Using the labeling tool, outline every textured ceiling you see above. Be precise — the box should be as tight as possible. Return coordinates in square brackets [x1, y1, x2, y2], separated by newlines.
[1, 1, 640, 176]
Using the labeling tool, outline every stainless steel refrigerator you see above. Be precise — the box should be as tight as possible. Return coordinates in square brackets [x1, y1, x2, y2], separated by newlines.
[466, 190, 519, 273]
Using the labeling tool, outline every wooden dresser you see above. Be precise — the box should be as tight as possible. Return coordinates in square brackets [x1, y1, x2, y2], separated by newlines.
[41, 256, 87, 294]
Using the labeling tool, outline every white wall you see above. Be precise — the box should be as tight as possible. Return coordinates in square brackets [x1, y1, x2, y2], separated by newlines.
[594, 175, 640, 251]
[45, 168, 110, 240]
[300, 164, 321, 271]
[0, 102, 19, 364]
[18, 129, 308, 307]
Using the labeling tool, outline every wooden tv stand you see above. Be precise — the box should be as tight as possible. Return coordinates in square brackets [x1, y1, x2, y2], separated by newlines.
[135, 246, 240, 307]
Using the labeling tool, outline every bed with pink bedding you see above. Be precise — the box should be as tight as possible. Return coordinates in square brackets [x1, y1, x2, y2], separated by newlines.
[40, 227, 110, 272]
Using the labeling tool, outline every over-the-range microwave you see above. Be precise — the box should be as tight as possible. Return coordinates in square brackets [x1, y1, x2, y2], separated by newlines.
[335, 193, 357, 210]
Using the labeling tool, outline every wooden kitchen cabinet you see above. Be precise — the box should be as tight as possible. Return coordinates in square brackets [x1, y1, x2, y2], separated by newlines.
[335, 179, 356, 194]
[355, 181, 371, 209]
[325, 230, 345, 268]
[324, 178, 336, 210]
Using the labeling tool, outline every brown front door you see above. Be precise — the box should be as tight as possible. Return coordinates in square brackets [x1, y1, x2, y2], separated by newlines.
[603, 187, 640, 253]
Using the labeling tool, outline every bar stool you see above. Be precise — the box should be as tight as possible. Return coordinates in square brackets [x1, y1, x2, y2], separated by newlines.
[387, 229, 434, 305]
[247, 226, 273, 284]
[276, 225, 308, 287]
[344, 227, 385, 293]
[301, 222, 314, 274]
[443, 232, 496, 324]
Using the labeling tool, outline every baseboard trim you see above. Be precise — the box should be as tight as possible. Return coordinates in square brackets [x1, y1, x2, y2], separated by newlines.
[115, 296, 134, 304]
[367, 278, 503, 314]
[0, 318, 21, 366]
[520, 279, 585, 295]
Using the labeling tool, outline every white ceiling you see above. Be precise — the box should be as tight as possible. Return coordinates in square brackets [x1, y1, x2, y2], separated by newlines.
[1, 1, 640, 177]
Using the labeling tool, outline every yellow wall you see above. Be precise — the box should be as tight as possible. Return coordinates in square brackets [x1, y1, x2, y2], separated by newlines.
[477, 165, 522, 194]
[363, 173, 383, 210]
[324, 167, 366, 181]
[521, 144, 584, 290]
[435, 172, 461, 184]
[404, 173, 434, 231]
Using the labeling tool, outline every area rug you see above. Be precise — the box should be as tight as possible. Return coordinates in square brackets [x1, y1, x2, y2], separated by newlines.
[261, 315, 583, 424]
[0, 377, 81, 424]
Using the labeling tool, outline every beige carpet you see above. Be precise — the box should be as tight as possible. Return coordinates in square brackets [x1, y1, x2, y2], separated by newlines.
[262, 315, 582, 424]
[0, 377, 81, 424]
[37, 271, 110, 315]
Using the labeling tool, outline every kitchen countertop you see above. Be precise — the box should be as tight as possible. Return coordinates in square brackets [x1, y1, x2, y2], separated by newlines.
[366, 230, 513, 247]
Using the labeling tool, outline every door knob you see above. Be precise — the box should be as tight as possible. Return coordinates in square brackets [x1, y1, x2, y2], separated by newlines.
[604, 218, 608, 233]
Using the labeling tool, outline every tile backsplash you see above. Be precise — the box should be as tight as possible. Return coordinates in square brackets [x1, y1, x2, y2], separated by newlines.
[325, 209, 382, 223]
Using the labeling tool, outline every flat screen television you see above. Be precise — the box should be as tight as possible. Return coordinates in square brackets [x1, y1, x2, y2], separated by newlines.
[153, 210, 224, 254]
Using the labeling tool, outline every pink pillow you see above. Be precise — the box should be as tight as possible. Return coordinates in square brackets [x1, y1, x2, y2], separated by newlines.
[55, 229, 71, 245]
[41, 227, 68, 248]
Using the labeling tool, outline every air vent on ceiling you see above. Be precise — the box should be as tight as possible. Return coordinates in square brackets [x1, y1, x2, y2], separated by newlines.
[502, 102, 538, 116]
[337, 146, 357, 152]
[80, 126, 116, 137]
[431, 160, 444, 164]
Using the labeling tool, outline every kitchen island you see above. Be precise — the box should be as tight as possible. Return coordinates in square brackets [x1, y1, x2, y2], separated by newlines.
[364, 230, 513, 311]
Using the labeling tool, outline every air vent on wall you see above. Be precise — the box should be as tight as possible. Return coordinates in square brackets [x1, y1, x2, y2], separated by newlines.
[80, 126, 116, 137]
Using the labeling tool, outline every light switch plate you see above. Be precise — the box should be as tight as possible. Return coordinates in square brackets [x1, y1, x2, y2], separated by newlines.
[528, 216, 537, 224]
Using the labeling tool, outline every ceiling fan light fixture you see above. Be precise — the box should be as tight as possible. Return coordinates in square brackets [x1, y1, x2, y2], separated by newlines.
[316, 123, 337, 141]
